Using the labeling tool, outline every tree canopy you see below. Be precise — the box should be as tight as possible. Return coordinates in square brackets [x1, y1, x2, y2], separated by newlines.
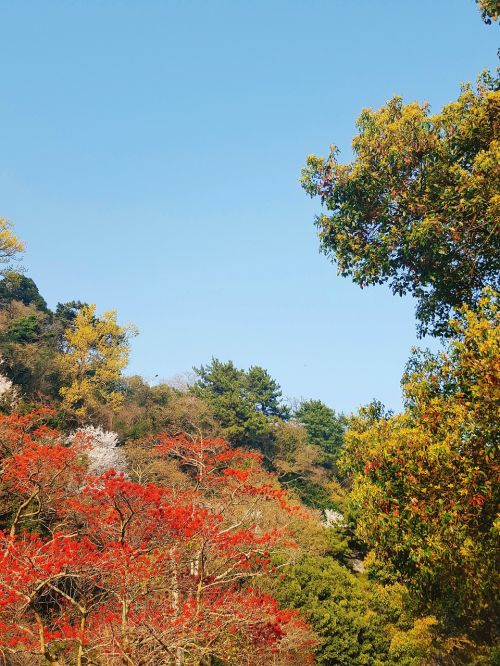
[340, 292, 499, 639]
[59, 304, 138, 423]
[0, 271, 48, 312]
[302, 72, 500, 336]
[193, 358, 289, 456]
[476, 0, 500, 23]
[0, 1, 498, 659]
[0, 219, 24, 272]
[274, 555, 441, 666]
[295, 399, 346, 463]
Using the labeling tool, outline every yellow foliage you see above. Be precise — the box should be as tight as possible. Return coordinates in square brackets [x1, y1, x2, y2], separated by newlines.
[0, 218, 24, 267]
[59, 304, 137, 421]
[341, 292, 499, 636]
[389, 617, 438, 664]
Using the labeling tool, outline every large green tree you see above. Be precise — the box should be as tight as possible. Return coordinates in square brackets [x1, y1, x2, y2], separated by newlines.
[193, 358, 289, 456]
[194, 358, 289, 418]
[295, 399, 346, 464]
[302, 72, 500, 336]
[274, 556, 440, 666]
[0, 272, 48, 312]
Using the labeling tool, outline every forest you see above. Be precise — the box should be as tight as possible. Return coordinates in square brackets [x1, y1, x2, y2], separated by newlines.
[0, 1, 498, 665]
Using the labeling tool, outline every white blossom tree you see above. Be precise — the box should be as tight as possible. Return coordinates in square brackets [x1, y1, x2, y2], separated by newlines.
[68, 425, 125, 475]
[0, 358, 19, 409]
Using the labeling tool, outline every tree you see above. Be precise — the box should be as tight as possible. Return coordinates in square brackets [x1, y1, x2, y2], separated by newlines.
[54, 301, 86, 330]
[0, 275, 76, 402]
[295, 399, 346, 464]
[274, 555, 441, 666]
[193, 358, 289, 456]
[0, 219, 24, 272]
[272, 418, 333, 510]
[194, 359, 289, 420]
[68, 425, 125, 475]
[301, 72, 500, 336]
[0, 298, 61, 400]
[0, 416, 313, 665]
[476, 0, 500, 23]
[0, 410, 85, 535]
[340, 292, 500, 640]
[0, 271, 48, 312]
[194, 358, 243, 397]
[246, 366, 290, 419]
[59, 304, 137, 423]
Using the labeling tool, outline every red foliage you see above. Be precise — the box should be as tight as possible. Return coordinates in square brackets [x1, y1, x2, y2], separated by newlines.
[0, 408, 56, 458]
[154, 433, 300, 513]
[0, 413, 312, 664]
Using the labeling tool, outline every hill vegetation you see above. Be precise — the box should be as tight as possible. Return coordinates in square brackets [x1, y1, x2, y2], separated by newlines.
[0, 4, 498, 664]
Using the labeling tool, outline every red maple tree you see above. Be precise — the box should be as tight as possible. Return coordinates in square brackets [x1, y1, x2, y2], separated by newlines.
[0, 413, 314, 665]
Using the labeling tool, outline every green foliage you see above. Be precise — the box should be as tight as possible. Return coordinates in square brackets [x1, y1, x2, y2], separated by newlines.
[387, 617, 440, 666]
[295, 399, 346, 464]
[285, 475, 338, 511]
[54, 300, 86, 327]
[246, 365, 290, 418]
[194, 358, 289, 419]
[302, 72, 500, 336]
[0, 278, 92, 405]
[270, 418, 342, 510]
[275, 556, 385, 665]
[4, 315, 41, 344]
[0, 271, 48, 312]
[275, 556, 439, 666]
[340, 293, 500, 640]
[193, 358, 289, 456]
[0, 294, 62, 399]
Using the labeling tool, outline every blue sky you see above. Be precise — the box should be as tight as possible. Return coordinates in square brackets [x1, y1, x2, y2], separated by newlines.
[0, 1, 497, 413]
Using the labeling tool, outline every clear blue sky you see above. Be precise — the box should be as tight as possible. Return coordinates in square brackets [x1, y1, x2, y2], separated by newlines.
[0, 1, 497, 414]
